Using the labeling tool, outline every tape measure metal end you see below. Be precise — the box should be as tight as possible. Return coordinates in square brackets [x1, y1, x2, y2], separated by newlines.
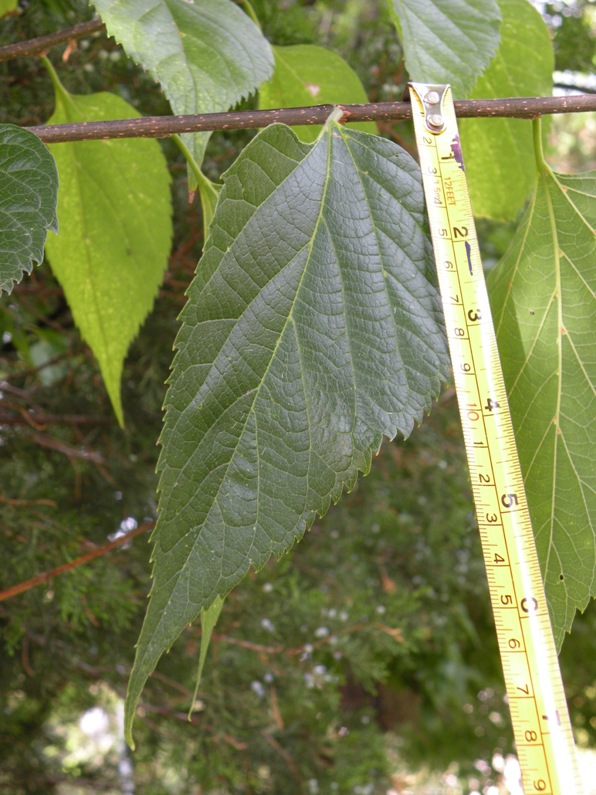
[408, 82, 449, 134]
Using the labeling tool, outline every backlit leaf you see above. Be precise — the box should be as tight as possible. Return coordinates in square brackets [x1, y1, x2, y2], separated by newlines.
[488, 166, 596, 647]
[388, 0, 501, 98]
[125, 121, 450, 744]
[258, 44, 377, 143]
[0, 0, 18, 17]
[0, 124, 57, 294]
[44, 67, 172, 426]
[459, 0, 553, 219]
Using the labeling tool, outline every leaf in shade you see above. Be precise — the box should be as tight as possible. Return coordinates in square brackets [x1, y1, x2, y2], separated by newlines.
[124, 120, 450, 744]
[388, 0, 501, 98]
[488, 167, 596, 648]
[459, 0, 553, 220]
[189, 595, 225, 716]
[258, 44, 377, 143]
[0, 124, 58, 295]
[43, 68, 172, 426]
[92, 0, 274, 175]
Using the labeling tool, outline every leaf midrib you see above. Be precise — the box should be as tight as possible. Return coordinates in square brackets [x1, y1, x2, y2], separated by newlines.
[161, 127, 335, 588]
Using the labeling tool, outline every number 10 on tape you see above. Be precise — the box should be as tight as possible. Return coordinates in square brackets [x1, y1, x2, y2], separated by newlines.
[408, 83, 583, 795]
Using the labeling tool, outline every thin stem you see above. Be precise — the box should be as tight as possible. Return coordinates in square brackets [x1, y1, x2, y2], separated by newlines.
[172, 133, 205, 187]
[40, 55, 69, 105]
[173, 133, 221, 229]
[533, 117, 550, 175]
[0, 17, 105, 62]
[239, 0, 261, 29]
[24, 94, 596, 145]
[0, 521, 153, 603]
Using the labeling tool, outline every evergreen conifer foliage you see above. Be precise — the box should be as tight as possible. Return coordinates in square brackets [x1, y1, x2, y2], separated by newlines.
[0, 0, 594, 773]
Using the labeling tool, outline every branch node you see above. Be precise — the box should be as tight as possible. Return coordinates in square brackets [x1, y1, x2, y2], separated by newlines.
[335, 105, 352, 125]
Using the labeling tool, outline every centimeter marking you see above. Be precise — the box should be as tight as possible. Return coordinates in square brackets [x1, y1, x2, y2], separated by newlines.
[408, 83, 583, 795]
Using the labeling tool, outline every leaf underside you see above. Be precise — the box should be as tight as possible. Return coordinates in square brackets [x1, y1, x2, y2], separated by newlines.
[125, 122, 450, 742]
[92, 0, 273, 171]
[488, 168, 596, 647]
[389, 0, 501, 98]
[0, 124, 58, 294]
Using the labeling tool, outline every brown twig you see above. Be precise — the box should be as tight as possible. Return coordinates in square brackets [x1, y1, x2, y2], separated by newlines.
[0, 520, 153, 603]
[24, 94, 596, 144]
[0, 409, 107, 427]
[214, 635, 283, 655]
[0, 495, 57, 508]
[0, 17, 105, 62]
[29, 429, 105, 464]
[263, 734, 306, 791]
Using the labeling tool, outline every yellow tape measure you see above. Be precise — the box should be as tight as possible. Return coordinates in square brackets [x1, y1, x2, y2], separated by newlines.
[409, 83, 583, 795]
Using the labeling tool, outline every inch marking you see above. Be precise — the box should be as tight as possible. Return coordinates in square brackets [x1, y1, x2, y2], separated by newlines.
[409, 82, 583, 795]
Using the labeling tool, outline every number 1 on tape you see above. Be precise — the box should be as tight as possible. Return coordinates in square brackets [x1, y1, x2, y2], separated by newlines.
[408, 82, 583, 795]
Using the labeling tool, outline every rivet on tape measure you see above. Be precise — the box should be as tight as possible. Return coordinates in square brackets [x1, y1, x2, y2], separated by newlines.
[408, 82, 584, 795]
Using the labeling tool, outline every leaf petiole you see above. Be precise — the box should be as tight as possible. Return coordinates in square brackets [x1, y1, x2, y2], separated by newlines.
[532, 116, 551, 176]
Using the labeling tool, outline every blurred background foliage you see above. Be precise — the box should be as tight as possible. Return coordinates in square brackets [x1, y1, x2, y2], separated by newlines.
[1, 0, 595, 793]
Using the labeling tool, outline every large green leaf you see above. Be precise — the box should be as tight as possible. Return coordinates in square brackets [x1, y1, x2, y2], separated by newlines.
[459, 0, 553, 220]
[125, 121, 450, 744]
[388, 0, 501, 98]
[92, 0, 273, 173]
[43, 66, 172, 427]
[258, 44, 377, 143]
[488, 166, 596, 648]
[0, 124, 58, 295]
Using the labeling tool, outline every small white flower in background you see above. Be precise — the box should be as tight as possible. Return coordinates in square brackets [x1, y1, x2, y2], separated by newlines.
[250, 681, 265, 698]
[314, 626, 329, 638]
[260, 618, 275, 632]
[108, 516, 137, 548]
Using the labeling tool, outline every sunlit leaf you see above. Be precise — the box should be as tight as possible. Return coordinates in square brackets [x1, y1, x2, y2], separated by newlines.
[459, 0, 553, 220]
[44, 66, 172, 426]
[125, 121, 450, 744]
[259, 44, 377, 142]
[488, 166, 596, 647]
[0, 0, 18, 17]
[0, 125, 57, 294]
